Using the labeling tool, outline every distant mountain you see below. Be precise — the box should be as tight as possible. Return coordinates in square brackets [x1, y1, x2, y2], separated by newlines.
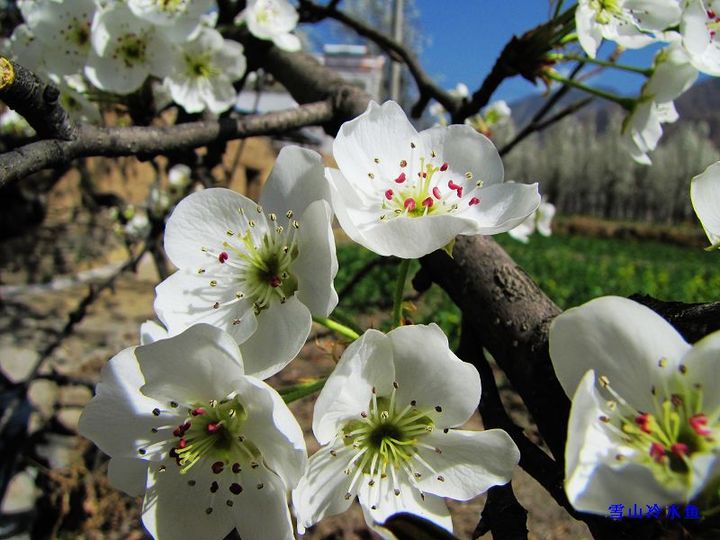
[509, 77, 720, 145]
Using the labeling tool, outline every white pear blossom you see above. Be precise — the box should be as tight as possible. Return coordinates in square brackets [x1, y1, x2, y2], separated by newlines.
[293, 324, 519, 536]
[128, 0, 216, 42]
[169, 164, 192, 191]
[327, 101, 540, 259]
[622, 42, 698, 164]
[429, 83, 469, 126]
[125, 210, 151, 240]
[681, 0, 720, 75]
[85, 2, 174, 95]
[508, 200, 555, 243]
[575, 0, 681, 58]
[7, 23, 45, 74]
[17, 0, 95, 77]
[78, 324, 306, 540]
[164, 27, 246, 114]
[0, 108, 34, 137]
[465, 100, 512, 138]
[549, 296, 720, 515]
[690, 161, 720, 249]
[154, 146, 338, 380]
[238, 0, 302, 52]
[56, 75, 102, 123]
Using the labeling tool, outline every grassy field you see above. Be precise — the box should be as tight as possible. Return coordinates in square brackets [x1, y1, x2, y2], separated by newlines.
[335, 231, 719, 345]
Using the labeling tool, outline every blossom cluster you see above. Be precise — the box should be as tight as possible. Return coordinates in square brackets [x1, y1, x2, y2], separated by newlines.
[79, 102, 534, 539]
[4, 0, 301, 116]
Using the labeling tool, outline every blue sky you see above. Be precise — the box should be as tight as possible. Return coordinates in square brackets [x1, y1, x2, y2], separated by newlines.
[306, 0, 661, 105]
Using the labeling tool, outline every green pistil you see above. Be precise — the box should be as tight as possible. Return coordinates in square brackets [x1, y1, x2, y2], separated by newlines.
[173, 397, 258, 475]
[591, 0, 622, 24]
[185, 53, 216, 79]
[342, 395, 434, 475]
[118, 34, 147, 67]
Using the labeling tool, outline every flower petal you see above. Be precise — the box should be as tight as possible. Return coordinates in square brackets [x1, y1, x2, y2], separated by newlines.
[78, 347, 171, 459]
[418, 125, 504, 187]
[259, 146, 330, 219]
[333, 101, 420, 190]
[549, 296, 690, 411]
[313, 329, 394, 445]
[691, 161, 720, 248]
[138, 324, 246, 404]
[164, 188, 259, 269]
[238, 295, 311, 379]
[108, 457, 148, 497]
[389, 324, 480, 428]
[415, 429, 518, 500]
[232, 376, 307, 488]
[153, 267, 258, 345]
[680, 329, 720, 411]
[292, 443, 356, 532]
[293, 200, 338, 317]
[462, 182, 540, 235]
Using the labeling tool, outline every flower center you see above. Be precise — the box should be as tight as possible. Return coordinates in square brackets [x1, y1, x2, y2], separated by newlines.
[196, 206, 300, 315]
[335, 383, 450, 508]
[117, 33, 148, 67]
[184, 51, 217, 79]
[369, 144, 483, 223]
[597, 360, 719, 490]
[590, 0, 623, 24]
[168, 396, 263, 475]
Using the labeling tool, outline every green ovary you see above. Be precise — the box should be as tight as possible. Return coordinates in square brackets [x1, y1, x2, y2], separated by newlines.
[184, 53, 216, 79]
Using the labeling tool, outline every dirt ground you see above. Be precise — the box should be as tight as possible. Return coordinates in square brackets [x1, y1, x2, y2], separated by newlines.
[0, 142, 592, 539]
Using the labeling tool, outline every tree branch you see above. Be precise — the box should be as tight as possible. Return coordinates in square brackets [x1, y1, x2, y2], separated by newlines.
[297, 0, 458, 117]
[0, 100, 334, 187]
[0, 57, 76, 140]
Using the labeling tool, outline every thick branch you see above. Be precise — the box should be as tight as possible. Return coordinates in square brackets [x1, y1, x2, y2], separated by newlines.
[0, 101, 334, 187]
[0, 57, 76, 140]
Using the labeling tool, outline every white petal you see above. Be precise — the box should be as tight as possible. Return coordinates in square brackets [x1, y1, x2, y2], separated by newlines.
[389, 324, 480, 428]
[682, 0, 711, 57]
[231, 376, 307, 488]
[138, 324, 246, 404]
[164, 188, 259, 269]
[313, 329, 394, 445]
[358, 477, 452, 534]
[140, 320, 168, 345]
[238, 295, 311, 379]
[333, 101, 420, 188]
[154, 269, 258, 344]
[549, 296, 690, 411]
[292, 443, 356, 530]
[564, 371, 687, 514]
[259, 146, 330, 219]
[293, 200, 338, 317]
[681, 329, 720, 411]
[108, 456, 148, 497]
[78, 347, 172, 459]
[415, 429, 518, 500]
[576, 2, 603, 58]
[418, 125, 504, 187]
[273, 32, 301, 52]
[462, 182, 541, 234]
[691, 161, 720, 248]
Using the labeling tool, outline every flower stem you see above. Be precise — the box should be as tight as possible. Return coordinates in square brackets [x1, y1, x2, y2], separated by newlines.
[550, 53, 653, 76]
[545, 70, 635, 110]
[392, 259, 411, 328]
[312, 316, 360, 341]
[280, 378, 326, 404]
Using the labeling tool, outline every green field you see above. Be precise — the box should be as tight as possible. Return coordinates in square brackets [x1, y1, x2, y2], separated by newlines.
[335, 232, 719, 344]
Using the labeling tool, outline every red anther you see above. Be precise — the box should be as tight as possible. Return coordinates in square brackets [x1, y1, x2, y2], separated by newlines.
[468, 197, 480, 206]
[432, 187, 441, 199]
[440, 162, 449, 171]
[211, 461, 224, 474]
[207, 422, 222, 434]
[218, 251, 229, 263]
[191, 408, 206, 416]
[422, 197, 433, 208]
[690, 413, 712, 436]
[404, 198, 416, 211]
[400, 159, 408, 168]
[173, 424, 186, 437]
[385, 189, 394, 200]
[394, 172, 407, 184]
[448, 180, 460, 191]
[455, 186, 463, 198]
[671, 442, 689, 457]
[708, 8, 716, 18]
[421, 172, 427, 178]
[635, 413, 652, 434]
[270, 275, 282, 288]
[178, 438, 188, 449]
[649, 442, 666, 462]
